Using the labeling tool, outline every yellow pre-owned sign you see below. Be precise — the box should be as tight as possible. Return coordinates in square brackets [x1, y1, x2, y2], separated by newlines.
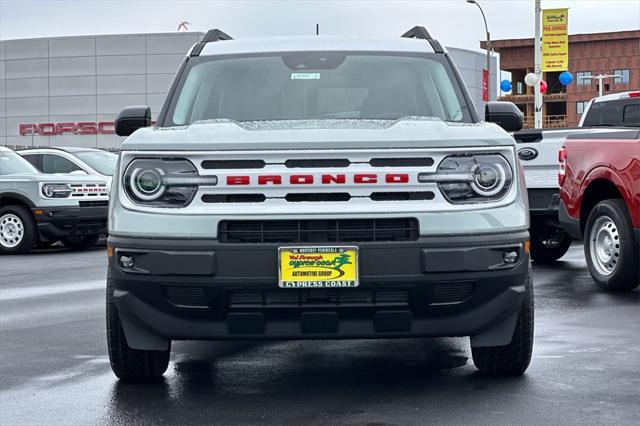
[542, 8, 569, 71]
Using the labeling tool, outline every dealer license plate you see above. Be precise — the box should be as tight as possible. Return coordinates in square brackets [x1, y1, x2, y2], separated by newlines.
[278, 246, 359, 288]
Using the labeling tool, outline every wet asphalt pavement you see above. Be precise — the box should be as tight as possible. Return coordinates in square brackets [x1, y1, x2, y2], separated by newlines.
[1, 243, 639, 425]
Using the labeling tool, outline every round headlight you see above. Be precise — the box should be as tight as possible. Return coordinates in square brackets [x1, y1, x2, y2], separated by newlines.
[129, 168, 165, 201]
[471, 163, 505, 196]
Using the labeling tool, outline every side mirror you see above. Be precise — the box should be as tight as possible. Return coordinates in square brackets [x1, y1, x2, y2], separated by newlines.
[115, 106, 152, 137]
[485, 101, 524, 132]
[69, 170, 88, 175]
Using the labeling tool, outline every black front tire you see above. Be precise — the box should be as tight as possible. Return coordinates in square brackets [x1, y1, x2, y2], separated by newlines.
[61, 234, 100, 250]
[530, 223, 572, 263]
[584, 199, 639, 291]
[0, 205, 37, 254]
[106, 275, 170, 381]
[472, 266, 534, 376]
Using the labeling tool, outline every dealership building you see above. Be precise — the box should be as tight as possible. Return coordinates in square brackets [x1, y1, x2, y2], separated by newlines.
[0, 32, 496, 150]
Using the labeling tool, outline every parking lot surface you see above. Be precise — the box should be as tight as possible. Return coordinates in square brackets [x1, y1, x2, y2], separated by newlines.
[1, 244, 639, 425]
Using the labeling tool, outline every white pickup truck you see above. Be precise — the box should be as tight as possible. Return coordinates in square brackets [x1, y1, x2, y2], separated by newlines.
[514, 91, 640, 262]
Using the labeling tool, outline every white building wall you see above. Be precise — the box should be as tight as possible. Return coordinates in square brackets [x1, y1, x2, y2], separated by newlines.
[0, 33, 495, 150]
[447, 47, 498, 119]
[0, 32, 202, 149]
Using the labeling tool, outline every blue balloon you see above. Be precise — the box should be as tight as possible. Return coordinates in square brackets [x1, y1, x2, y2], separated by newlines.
[559, 71, 573, 85]
[500, 79, 512, 92]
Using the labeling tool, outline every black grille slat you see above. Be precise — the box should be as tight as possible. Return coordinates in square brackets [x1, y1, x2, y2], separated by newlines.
[228, 288, 409, 308]
[285, 159, 351, 168]
[79, 200, 109, 207]
[165, 286, 208, 308]
[285, 193, 351, 202]
[201, 160, 266, 169]
[370, 158, 434, 167]
[202, 194, 266, 203]
[370, 192, 435, 201]
[430, 282, 475, 306]
[218, 218, 419, 243]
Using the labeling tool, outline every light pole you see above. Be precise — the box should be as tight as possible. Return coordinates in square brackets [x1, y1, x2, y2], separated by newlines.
[467, 0, 491, 103]
[579, 74, 622, 97]
[534, 0, 542, 129]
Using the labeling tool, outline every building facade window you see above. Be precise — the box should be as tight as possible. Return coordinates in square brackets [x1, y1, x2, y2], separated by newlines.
[576, 101, 588, 115]
[614, 69, 630, 84]
[576, 71, 592, 85]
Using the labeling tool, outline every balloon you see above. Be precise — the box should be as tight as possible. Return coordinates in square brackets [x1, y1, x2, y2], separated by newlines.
[500, 80, 512, 92]
[559, 71, 573, 85]
[540, 80, 547, 94]
[524, 73, 538, 87]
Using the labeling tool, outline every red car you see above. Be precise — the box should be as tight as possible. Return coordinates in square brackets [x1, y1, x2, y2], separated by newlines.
[559, 129, 640, 291]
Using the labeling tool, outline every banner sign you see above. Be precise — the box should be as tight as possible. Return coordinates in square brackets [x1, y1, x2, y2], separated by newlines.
[482, 69, 489, 102]
[542, 8, 569, 71]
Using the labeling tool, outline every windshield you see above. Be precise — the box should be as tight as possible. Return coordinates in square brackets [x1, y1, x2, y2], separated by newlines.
[75, 151, 118, 176]
[0, 150, 40, 175]
[166, 52, 473, 126]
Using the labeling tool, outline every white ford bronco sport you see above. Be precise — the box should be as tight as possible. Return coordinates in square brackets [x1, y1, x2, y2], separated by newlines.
[107, 28, 533, 381]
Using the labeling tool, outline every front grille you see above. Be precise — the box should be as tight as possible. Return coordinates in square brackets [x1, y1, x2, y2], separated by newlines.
[430, 282, 475, 306]
[228, 288, 410, 308]
[218, 218, 419, 243]
[69, 183, 108, 198]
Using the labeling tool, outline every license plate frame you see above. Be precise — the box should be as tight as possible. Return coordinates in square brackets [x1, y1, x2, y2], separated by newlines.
[278, 246, 359, 288]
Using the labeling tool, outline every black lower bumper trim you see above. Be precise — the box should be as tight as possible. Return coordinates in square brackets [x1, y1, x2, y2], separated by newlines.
[34, 205, 108, 240]
[108, 231, 530, 347]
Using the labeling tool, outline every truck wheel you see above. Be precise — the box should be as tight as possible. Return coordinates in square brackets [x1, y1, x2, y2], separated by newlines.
[0, 205, 36, 254]
[61, 234, 99, 250]
[472, 266, 534, 376]
[106, 275, 170, 381]
[584, 199, 639, 291]
[530, 224, 572, 263]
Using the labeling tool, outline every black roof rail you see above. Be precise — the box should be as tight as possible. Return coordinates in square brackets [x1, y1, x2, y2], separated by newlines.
[401, 26, 444, 54]
[190, 29, 233, 57]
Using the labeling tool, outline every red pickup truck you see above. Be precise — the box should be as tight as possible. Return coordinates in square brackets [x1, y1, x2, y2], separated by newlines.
[559, 129, 640, 291]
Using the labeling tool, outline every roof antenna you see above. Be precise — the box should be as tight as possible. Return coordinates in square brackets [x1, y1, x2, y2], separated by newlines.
[316, 24, 319, 35]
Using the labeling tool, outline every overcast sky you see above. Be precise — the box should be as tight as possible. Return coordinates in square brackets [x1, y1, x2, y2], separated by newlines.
[1, 0, 639, 52]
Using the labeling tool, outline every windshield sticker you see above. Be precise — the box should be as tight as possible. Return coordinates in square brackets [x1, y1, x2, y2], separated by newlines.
[291, 72, 321, 80]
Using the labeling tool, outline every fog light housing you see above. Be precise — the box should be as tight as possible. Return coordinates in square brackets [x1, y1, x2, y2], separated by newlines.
[119, 255, 135, 269]
[503, 250, 519, 264]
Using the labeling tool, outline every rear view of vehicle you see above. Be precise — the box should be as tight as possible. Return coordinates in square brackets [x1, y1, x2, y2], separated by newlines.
[559, 130, 640, 291]
[578, 91, 640, 128]
[106, 28, 533, 381]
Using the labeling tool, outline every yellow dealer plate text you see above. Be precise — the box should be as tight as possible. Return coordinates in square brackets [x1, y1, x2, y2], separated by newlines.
[278, 246, 359, 288]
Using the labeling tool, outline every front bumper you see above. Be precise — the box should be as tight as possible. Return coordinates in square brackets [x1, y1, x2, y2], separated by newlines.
[34, 205, 108, 241]
[108, 231, 530, 350]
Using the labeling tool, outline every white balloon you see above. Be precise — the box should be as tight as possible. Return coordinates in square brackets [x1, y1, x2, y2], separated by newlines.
[524, 73, 538, 87]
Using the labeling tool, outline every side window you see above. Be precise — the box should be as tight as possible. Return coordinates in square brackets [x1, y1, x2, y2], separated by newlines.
[21, 154, 42, 171]
[582, 100, 626, 127]
[623, 104, 640, 127]
[41, 154, 83, 174]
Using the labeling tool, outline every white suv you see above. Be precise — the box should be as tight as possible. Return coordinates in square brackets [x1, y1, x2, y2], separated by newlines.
[105, 28, 533, 381]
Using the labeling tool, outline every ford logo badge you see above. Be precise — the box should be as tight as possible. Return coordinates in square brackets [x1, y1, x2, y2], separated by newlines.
[518, 147, 539, 161]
